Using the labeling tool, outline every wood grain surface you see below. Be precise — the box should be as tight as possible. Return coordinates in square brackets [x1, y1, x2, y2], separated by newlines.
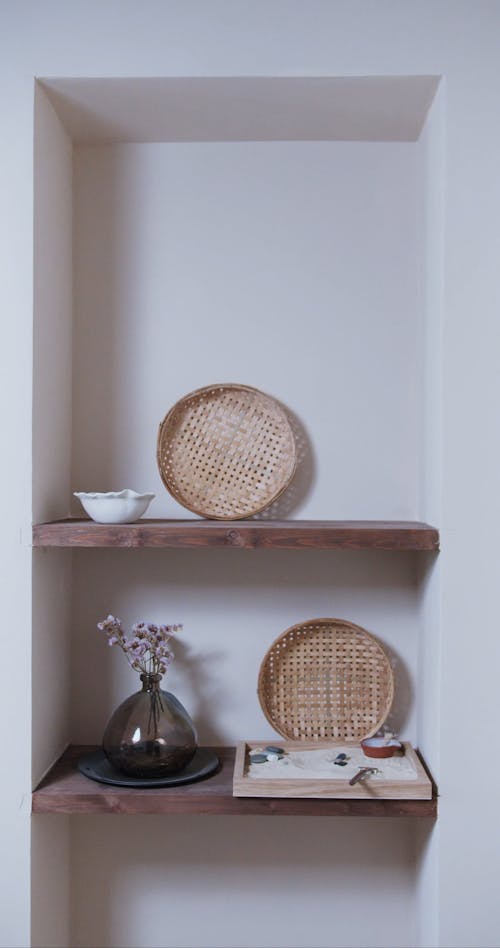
[32, 519, 440, 551]
[32, 746, 437, 816]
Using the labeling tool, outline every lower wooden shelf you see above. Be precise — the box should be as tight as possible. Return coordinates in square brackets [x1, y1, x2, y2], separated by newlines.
[32, 746, 437, 817]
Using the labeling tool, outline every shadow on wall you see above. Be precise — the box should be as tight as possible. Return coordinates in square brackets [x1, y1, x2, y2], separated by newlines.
[172, 632, 413, 744]
[383, 642, 413, 737]
[252, 406, 316, 519]
[171, 635, 226, 746]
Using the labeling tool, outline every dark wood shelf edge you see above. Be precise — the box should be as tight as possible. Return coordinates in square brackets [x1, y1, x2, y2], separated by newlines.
[32, 519, 440, 551]
[32, 746, 438, 817]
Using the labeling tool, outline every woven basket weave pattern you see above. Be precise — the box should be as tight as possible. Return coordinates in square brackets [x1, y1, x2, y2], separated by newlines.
[258, 619, 394, 741]
[157, 384, 296, 520]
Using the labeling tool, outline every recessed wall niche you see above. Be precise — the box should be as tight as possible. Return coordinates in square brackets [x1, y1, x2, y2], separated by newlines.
[32, 75, 442, 948]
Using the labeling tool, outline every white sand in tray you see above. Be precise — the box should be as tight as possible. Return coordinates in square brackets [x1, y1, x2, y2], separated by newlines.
[247, 746, 418, 782]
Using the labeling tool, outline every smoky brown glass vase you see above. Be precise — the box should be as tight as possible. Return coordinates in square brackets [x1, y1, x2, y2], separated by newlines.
[102, 673, 197, 777]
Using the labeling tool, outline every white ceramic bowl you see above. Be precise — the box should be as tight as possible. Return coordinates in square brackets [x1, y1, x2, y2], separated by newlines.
[74, 490, 155, 524]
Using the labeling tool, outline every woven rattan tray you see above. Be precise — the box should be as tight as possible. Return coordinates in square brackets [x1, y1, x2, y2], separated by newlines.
[157, 383, 297, 520]
[258, 618, 394, 741]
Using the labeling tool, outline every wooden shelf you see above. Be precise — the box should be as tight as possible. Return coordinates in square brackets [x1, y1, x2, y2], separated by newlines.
[32, 519, 439, 551]
[32, 746, 437, 817]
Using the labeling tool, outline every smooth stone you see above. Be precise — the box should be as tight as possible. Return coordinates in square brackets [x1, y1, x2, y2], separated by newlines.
[334, 760, 348, 766]
[250, 754, 268, 764]
[264, 746, 285, 755]
[335, 753, 347, 760]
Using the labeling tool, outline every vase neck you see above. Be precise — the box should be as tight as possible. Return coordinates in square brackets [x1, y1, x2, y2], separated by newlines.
[140, 673, 162, 692]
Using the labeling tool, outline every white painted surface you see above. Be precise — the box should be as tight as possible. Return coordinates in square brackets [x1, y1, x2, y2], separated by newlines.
[71, 550, 420, 746]
[72, 140, 422, 521]
[68, 133, 424, 948]
[0, 61, 33, 948]
[31, 549, 72, 786]
[31, 85, 73, 947]
[70, 815, 416, 948]
[41, 75, 439, 144]
[32, 84, 73, 777]
[414, 88, 445, 948]
[33, 84, 73, 524]
[1, 2, 500, 947]
[31, 816, 70, 948]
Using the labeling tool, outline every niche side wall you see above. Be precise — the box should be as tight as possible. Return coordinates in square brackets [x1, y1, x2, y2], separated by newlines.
[31, 84, 73, 948]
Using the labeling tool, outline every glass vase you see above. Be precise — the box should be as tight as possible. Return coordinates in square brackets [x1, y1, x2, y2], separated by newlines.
[102, 672, 197, 777]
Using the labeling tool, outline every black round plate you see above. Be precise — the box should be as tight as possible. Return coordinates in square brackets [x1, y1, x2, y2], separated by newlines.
[78, 747, 220, 788]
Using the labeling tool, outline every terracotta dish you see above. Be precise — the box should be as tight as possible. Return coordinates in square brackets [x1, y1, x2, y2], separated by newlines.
[361, 737, 402, 758]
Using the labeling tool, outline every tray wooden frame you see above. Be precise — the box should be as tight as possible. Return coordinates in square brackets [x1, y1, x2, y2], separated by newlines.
[233, 741, 432, 800]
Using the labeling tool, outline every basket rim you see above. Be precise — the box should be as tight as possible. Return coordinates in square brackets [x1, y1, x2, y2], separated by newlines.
[257, 616, 395, 741]
[156, 382, 297, 521]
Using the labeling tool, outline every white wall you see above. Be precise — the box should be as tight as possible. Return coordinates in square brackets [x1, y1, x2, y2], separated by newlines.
[71, 550, 420, 746]
[31, 83, 74, 948]
[438, 33, 500, 943]
[67, 135, 424, 948]
[32, 84, 73, 782]
[414, 87, 445, 948]
[2, 2, 500, 947]
[72, 140, 422, 520]
[70, 815, 416, 948]
[0, 54, 34, 948]
[31, 816, 70, 948]
[33, 85, 73, 525]
[70, 136, 425, 742]
[68, 556, 421, 948]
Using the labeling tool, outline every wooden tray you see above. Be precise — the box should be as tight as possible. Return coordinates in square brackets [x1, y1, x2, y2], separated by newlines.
[157, 383, 297, 520]
[233, 741, 432, 800]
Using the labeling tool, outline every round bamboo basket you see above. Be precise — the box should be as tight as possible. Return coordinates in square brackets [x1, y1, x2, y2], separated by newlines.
[258, 618, 394, 741]
[157, 383, 297, 520]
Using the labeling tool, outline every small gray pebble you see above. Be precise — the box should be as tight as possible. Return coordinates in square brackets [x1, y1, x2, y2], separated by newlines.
[336, 753, 347, 760]
[264, 746, 285, 755]
[250, 754, 268, 764]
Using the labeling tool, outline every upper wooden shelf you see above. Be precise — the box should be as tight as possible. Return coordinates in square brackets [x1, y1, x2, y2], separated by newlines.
[32, 519, 439, 551]
[32, 746, 437, 817]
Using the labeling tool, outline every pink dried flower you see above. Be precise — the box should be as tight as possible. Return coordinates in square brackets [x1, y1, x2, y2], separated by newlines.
[97, 615, 182, 677]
